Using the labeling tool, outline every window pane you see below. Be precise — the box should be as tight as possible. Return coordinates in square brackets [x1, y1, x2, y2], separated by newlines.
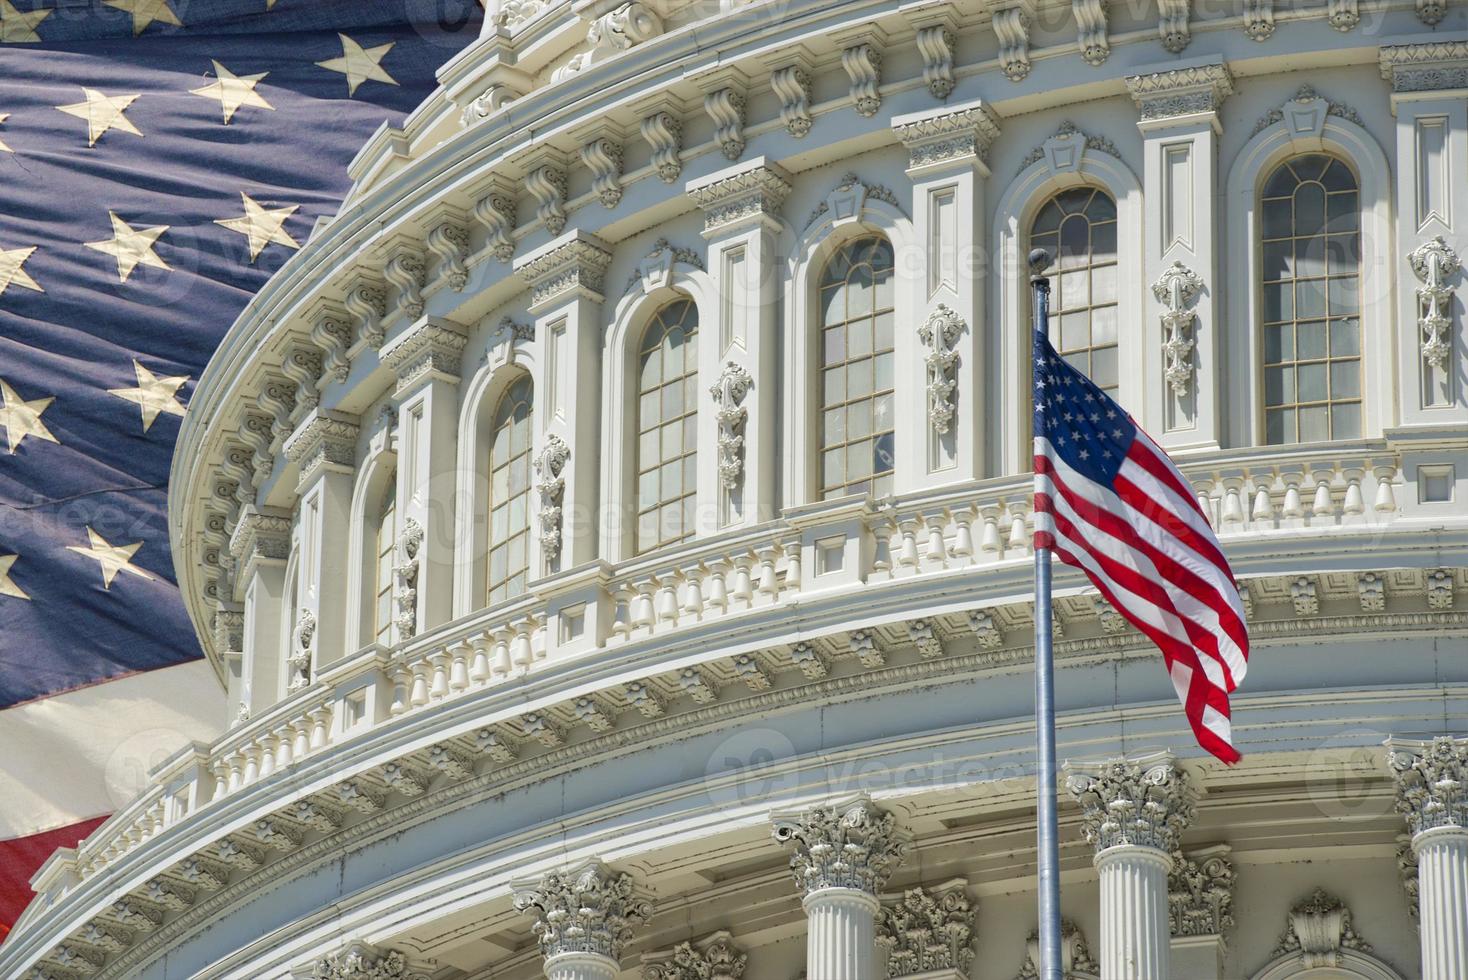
[1332, 401, 1361, 439]
[1330, 319, 1360, 357]
[486, 378, 534, 603]
[635, 299, 700, 552]
[1330, 361, 1361, 399]
[1034, 188, 1120, 397]
[1297, 320, 1327, 360]
[1299, 405, 1329, 442]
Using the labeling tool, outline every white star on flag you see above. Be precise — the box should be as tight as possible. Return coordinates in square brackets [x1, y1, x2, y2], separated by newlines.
[0, 553, 27, 601]
[85, 212, 170, 283]
[67, 528, 155, 590]
[316, 34, 398, 96]
[191, 60, 274, 124]
[0, 0, 50, 43]
[56, 88, 143, 147]
[0, 377, 59, 453]
[102, 0, 181, 35]
[0, 244, 42, 295]
[108, 359, 188, 431]
[215, 192, 299, 262]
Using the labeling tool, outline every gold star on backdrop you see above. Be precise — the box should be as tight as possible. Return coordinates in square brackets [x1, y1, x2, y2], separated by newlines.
[0, 112, 11, 152]
[109, 359, 188, 432]
[57, 88, 143, 147]
[67, 528, 154, 590]
[86, 212, 170, 283]
[0, 0, 49, 43]
[191, 60, 274, 124]
[0, 378, 58, 453]
[317, 34, 398, 96]
[0, 245, 42, 295]
[215, 192, 299, 262]
[0, 553, 26, 600]
[103, 0, 181, 35]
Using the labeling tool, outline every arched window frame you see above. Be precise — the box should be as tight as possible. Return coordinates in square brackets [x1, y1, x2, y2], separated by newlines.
[994, 142, 1144, 476]
[1226, 107, 1392, 447]
[601, 251, 714, 563]
[453, 322, 539, 619]
[485, 374, 535, 604]
[784, 190, 917, 505]
[343, 412, 398, 652]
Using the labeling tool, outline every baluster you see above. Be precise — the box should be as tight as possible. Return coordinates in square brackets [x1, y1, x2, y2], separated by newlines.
[468, 632, 492, 685]
[683, 562, 706, 619]
[491, 628, 514, 676]
[211, 759, 230, 802]
[409, 658, 430, 708]
[1192, 480, 1215, 527]
[951, 507, 975, 562]
[1250, 477, 1275, 523]
[895, 518, 920, 572]
[256, 735, 276, 779]
[531, 619, 548, 661]
[1220, 477, 1246, 525]
[634, 578, 658, 630]
[782, 541, 802, 594]
[756, 547, 779, 602]
[428, 648, 451, 700]
[448, 639, 471, 692]
[1310, 467, 1335, 519]
[226, 753, 244, 794]
[731, 554, 754, 609]
[925, 514, 948, 566]
[1007, 503, 1030, 552]
[389, 659, 411, 716]
[654, 573, 680, 626]
[611, 582, 635, 640]
[707, 559, 730, 613]
[1342, 465, 1365, 515]
[511, 621, 534, 669]
[292, 715, 311, 759]
[241, 743, 260, 785]
[308, 703, 332, 750]
[870, 518, 894, 574]
[1281, 470, 1305, 518]
[1373, 462, 1398, 512]
[275, 723, 294, 769]
[980, 507, 1003, 555]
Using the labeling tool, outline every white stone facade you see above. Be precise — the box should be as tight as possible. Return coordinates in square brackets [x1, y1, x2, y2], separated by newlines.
[4, 2, 1467, 979]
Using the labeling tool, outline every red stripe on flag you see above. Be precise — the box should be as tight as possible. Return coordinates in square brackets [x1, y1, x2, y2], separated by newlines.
[0, 815, 109, 944]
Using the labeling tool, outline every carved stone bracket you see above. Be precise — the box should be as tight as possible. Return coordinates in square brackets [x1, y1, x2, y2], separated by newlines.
[473, 181, 517, 263]
[914, 24, 957, 99]
[524, 160, 569, 236]
[640, 109, 683, 183]
[1065, 754, 1196, 854]
[1243, 0, 1275, 39]
[382, 247, 426, 323]
[1168, 845, 1235, 937]
[535, 434, 571, 563]
[552, 2, 663, 83]
[1408, 236, 1460, 370]
[710, 362, 752, 489]
[875, 880, 976, 978]
[992, 2, 1034, 81]
[581, 136, 625, 209]
[426, 218, 471, 291]
[1152, 261, 1204, 396]
[1015, 920, 1098, 980]
[771, 795, 911, 896]
[770, 63, 813, 137]
[1073, 0, 1109, 66]
[1157, 0, 1190, 53]
[841, 42, 883, 115]
[1271, 889, 1373, 970]
[511, 860, 651, 963]
[1386, 735, 1468, 835]
[703, 86, 747, 161]
[918, 305, 963, 434]
[641, 930, 747, 980]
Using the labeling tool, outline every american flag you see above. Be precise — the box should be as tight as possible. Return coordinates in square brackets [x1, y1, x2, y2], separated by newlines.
[0, 0, 480, 940]
[1031, 331, 1249, 764]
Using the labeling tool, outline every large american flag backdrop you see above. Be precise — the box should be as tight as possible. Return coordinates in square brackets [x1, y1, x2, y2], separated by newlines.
[0, 0, 481, 940]
[1032, 332, 1250, 764]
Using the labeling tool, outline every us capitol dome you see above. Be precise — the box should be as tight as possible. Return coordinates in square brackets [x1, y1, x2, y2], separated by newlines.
[4, 1, 1467, 978]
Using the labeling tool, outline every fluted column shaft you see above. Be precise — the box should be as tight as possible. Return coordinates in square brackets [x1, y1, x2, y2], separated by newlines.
[1095, 846, 1172, 980]
[804, 887, 880, 980]
[545, 951, 619, 980]
[1416, 827, 1468, 980]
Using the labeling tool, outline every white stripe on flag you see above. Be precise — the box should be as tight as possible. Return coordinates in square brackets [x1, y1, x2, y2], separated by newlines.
[0, 660, 224, 841]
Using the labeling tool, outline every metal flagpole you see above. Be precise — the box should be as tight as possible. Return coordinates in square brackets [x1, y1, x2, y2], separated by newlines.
[1029, 247, 1063, 980]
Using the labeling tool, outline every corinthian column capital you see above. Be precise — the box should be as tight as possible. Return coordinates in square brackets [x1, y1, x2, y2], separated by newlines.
[770, 795, 911, 896]
[511, 860, 651, 966]
[1065, 753, 1196, 856]
[1387, 735, 1468, 836]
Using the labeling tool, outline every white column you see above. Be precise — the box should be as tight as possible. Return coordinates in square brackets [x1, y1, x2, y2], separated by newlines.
[772, 795, 911, 980]
[686, 158, 792, 532]
[281, 410, 359, 681]
[1065, 753, 1195, 980]
[891, 100, 1002, 489]
[512, 859, 650, 980]
[1387, 736, 1468, 980]
[1125, 62, 1233, 452]
[379, 316, 469, 640]
[228, 506, 291, 716]
[1380, 44, 1468, 426]
[514, 232, 612, 569]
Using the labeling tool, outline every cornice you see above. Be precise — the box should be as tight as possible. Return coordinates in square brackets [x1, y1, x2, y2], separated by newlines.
[1125, 61, 1234, 124]
[891, 99, 1002, 173]
[228, 505, 293, 583]
[379, 316, 470, 393]
[513, 230, 613, 310]
[282, 410, 360, 490]
[1378, 39, 1468, 93]
[684, 157, 793, 234]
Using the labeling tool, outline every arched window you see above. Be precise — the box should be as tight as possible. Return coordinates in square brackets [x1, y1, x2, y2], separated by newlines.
[636, 299, 699, 552]
[1030, 187, 1118, 394]
[819, 236, 895, 499]
[487, 376, 533, 604]
[373, 479, 396, 645]
[1260, 154, 1361, 443]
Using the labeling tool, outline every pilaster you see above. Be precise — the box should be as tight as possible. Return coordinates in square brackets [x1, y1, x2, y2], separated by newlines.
[1387, 735, 1468, 980]
[686, 158, 791, 531]
[1126, 61, 1232, 452]
[380, 316, 469, 640]
[875, 879, 975, 978]
[892, 100, 1002, 488]
[515, 231, 613, 570]
[1065, 754, 1196, 980]
[640, 930, 747, 979]
[511, 859, 651, 980]
[772, 795, 911, 980]
[1167, 844, 1234, 979]
[1380, 42, 1468, 426]
[282, 409, 359, 683]
[228, 505, 292, 716]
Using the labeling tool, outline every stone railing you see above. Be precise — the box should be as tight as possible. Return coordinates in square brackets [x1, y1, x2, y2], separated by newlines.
[33, 442, 1423, 904]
